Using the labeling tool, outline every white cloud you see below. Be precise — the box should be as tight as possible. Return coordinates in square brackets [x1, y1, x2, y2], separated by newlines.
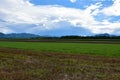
[0, 24, 13, 33]
[0, 20, 13, 33]
[0, 27, 12, 33]
[0, 0, 120, 35]
[102, 0, 120, 16]
[70, 0, 77, 3]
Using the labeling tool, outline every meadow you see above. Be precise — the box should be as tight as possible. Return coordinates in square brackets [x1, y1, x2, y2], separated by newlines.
[0, 41, 120, 80]
[0, 41, 120, 57]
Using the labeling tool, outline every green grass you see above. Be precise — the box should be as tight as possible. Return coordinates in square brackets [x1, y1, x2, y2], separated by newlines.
[0, 41, 120, 57]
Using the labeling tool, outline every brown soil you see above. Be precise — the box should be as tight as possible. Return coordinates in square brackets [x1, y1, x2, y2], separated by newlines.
[0, 48, 120, 80]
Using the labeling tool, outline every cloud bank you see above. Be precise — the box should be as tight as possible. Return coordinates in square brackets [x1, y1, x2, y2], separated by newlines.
[70, 0, 77, 3]
[0, 0, 120, 35]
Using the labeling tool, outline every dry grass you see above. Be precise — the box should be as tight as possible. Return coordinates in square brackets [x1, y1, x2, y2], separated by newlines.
[0, 48, 120, 80]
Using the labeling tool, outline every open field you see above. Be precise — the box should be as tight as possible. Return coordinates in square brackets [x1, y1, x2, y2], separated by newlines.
[0, 41, 120, 80]
[0, 41, 120, 57]
[0, 48, 120, 80]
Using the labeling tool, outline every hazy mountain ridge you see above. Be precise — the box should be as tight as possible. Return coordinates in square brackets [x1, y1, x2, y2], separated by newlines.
[0, 33, 40, 38]
[0, 32, 120, 39]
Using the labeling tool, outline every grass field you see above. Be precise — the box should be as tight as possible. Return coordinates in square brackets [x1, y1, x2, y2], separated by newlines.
[0, 41, 120, 57]
[0, 41, 120, 80]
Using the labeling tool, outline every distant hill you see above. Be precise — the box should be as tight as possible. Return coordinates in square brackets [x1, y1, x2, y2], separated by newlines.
[0, 33, 5, 38]
[95, 33, 111, 37]
[0, 32, 120, 39]
[0, 33, 40, 38]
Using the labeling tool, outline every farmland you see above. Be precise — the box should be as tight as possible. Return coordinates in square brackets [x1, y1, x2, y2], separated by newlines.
[0, 41, 120, 80]
[0, 41, 120, 57]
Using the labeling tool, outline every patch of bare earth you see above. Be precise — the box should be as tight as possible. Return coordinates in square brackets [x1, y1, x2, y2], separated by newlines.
[0, 48, 120, 80]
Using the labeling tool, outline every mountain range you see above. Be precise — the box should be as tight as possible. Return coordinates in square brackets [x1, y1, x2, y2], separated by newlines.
[0, 33, 40, 38]
[0, 33, 119, 39]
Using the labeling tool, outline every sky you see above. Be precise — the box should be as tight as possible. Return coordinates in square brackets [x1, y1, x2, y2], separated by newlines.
[0, 0, 120, 36]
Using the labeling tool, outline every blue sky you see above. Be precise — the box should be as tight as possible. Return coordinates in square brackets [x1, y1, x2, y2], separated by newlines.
[0, 0, 120, 36]
[30, 0, 113, 9]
